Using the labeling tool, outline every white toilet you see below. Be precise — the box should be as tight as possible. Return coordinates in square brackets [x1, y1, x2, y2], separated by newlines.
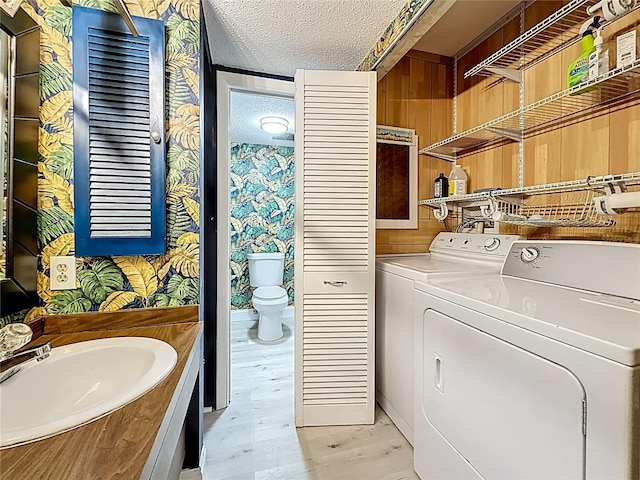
[247, 252, 288, 341]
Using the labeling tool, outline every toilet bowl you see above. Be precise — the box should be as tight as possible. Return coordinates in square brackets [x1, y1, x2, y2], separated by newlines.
[247, 252, 288, 342]
[252, 286, 288, 341]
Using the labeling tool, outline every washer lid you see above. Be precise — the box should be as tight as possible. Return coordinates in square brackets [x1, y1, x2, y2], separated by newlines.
[254, 286, 286, 300]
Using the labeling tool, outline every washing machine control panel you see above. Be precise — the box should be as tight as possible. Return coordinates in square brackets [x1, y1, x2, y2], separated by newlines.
[502, 240, 640, 300]
[483, 237, 501, 252]
[430, 232, 520, 258]
[519, 246, 540, 263]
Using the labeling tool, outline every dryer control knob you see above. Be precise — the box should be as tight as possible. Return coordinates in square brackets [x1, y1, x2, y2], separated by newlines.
[520, 247, 540, 263]
[483, 238, 501, 252]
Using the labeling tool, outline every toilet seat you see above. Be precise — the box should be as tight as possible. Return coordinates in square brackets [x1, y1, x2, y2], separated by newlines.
[253, 286, 287, 300]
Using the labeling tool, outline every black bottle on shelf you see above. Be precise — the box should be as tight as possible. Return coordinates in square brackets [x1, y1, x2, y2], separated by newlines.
[434, 172, 448, 198]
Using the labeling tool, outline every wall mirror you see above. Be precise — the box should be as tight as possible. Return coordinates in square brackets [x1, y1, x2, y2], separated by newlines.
[0, 8, 39, 318]
[376, 125, 418, 229]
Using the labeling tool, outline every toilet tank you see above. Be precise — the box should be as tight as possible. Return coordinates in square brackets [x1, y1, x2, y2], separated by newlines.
[247, 252, 285, 287]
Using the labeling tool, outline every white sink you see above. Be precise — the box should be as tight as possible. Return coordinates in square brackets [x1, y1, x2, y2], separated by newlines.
[0, 336, 177, 448]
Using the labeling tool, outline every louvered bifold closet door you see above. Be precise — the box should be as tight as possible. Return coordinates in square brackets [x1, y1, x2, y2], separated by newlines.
[73, 6, 165, 257]
[294, 70, 376, 426]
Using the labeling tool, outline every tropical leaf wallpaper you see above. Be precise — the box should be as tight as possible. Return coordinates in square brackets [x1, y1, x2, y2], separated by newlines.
[1, 0, 200, 321]
[229, 143, 294, 310]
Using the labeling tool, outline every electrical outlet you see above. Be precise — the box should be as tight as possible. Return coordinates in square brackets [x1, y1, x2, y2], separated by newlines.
[50, 256, 77, 290]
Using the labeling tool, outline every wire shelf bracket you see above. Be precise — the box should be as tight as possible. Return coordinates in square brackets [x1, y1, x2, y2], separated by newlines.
[485, 126, 522, 142]
[485, 67, 523, 83]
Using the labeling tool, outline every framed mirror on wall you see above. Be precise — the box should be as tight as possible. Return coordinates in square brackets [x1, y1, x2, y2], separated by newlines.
[376, 125, 418, 229]
[0, 8, 40, 320]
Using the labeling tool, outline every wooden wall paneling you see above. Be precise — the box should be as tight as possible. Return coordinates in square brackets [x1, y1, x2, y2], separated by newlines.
[376, 55, 453, 254]
[405, 49, 453, 66]
[609, 100, 640, 173]
[522, 1, 567, 105]
[422, 157, 451, 199]
[501, 143, 520, 189]
[426, 61, 454, 218]
[413, 59, 434, 224]
[602, 9, 640, 173]
[376, 57, 431, 253]
[376, 221, 447, 255]
[377, 75, 387, 123]
[477, 148, 505, 191]
[418, 155, 433, 207]
[524, 54, 563, 105]
[456, 48, 479, 132]
[430, 63, 453, 144]
[409, 57, 432, 150]
[426, 62, 454, 223]
[502, 16, 522, 114]
[377, 1, 640, 251]
[476, 31, 506, 125]
[457, 154, 478, 192]
[524, 130, 563, 186]
[605, 7, 640, 49]
[524, 1, 565, 31]
[385, 57, 410, 128]
[444, 0, 640, 244]
[560, 115, 611, 180]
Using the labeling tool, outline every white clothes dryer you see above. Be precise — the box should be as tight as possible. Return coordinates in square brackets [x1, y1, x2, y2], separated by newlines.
[413, 240, 640, 479]
[375, 232, 520, 445]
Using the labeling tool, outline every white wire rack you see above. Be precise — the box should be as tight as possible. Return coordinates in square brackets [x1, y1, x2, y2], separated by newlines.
[491, 192, 616, 228]
[421, 59, 640, 161]
[465, 0, 640, 80]
[418, 172, 640, 227]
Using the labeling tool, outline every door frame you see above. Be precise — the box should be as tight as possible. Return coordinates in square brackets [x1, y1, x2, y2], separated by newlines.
[215, 70, 294, 409]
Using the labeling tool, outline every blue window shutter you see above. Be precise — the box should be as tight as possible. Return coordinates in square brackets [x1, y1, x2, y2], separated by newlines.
[73, 5, 165, 257]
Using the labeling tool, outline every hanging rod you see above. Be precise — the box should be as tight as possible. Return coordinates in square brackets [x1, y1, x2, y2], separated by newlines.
[113, 0, 139, 37]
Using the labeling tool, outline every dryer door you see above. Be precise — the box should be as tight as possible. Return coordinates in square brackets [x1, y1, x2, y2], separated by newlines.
[423, 309, 585, 479]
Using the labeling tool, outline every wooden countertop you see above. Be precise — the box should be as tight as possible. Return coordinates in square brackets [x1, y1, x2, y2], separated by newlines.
[0, 307, 202, 480]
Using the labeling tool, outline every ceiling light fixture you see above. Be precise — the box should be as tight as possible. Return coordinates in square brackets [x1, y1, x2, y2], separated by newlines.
[260, 116, 289, 134]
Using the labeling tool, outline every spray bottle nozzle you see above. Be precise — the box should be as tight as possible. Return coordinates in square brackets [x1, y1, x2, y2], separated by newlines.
[579, 16, 602, 37]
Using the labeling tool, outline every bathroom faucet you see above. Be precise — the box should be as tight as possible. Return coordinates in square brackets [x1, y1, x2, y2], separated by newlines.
[0, 343, 51, 384]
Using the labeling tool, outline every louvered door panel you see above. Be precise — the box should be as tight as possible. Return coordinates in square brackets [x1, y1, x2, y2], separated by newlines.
[295, 70, 376, 427]
[302, 293, 368, 406]
[88, 29, 152, 239]
[73, 6, 165, 256]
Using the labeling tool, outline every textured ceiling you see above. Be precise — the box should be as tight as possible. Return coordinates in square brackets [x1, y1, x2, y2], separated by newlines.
[230, 92, 295, 147]
[202, 0, 408, 77]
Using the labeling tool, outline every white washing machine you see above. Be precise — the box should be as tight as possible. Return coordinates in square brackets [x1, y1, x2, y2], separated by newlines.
[414, 240, 640, 479]
[375, 232, 521, 445]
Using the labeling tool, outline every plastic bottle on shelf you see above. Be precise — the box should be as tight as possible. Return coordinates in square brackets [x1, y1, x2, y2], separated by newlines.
[589, 26, 610, 80]
[434, 173, 448, 198]
[567, 17, 599, 88]
[448, 165, 468, 196]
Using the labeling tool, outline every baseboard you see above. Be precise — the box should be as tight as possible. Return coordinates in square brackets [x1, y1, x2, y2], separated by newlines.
[376, 390, 414, 446]
[231, 306, 294, 322]
[179, 468, 201, 480]
[179, 445, 206, 480]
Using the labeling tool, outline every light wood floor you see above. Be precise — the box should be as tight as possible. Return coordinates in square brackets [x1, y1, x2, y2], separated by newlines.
[203, 316, 418, 480]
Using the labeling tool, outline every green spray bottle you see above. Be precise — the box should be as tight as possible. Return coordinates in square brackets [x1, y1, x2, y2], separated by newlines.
[567, 17, 601, 89]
